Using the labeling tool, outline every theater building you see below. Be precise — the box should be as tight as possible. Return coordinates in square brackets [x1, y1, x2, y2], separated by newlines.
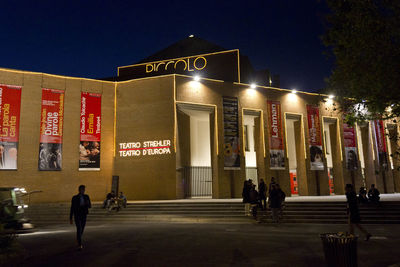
[0, 37, 399, 203]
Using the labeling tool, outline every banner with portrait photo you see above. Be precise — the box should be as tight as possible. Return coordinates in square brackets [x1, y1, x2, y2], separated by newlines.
[79, 92, 101, 170]
[0, 84, 22, 170]
[223, 96, 240, 169]
[373, 120, 388, 166]
[267, 100, 285, 169]
[38, 88, 64, 171]
[306, 105, 324, 170]
[343, 122, 358, 170]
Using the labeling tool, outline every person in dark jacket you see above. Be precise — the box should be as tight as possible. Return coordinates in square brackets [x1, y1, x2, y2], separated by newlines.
[268, 184, 281, 223]
[345, 184, 371, 241]
[367, 184, 380, 204]
[249, 184, 261, 219]
[268, 177, 276, 195]
[275, 184, 286, 219]
[70, 185, 91, 249]
[103, 191, 116, 209]
[258, 179, 267, 210]
[242, 180, 251, 216]
[358, 187, 368, 204]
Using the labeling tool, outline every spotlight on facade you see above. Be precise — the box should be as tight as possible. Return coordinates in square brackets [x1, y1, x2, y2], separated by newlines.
[291, 89, 297, 94]
[328, 94, 334, 99]
[250, 83, 256, 89]
[194, 75, 200, 82]
[189, 34, 194, 38]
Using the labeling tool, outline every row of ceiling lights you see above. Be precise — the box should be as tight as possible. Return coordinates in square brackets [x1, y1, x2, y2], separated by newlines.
[193, 75, 334, 99]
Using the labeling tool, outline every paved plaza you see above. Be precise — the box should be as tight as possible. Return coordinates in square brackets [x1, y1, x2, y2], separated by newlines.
[7, 222, 400, 267]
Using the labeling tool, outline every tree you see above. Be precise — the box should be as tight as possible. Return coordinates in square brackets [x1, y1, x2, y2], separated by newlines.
[323, 0, 400, 124]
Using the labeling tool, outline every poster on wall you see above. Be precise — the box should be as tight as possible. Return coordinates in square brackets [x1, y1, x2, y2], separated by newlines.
[0, 84, 22, 170]
[223, 96, 240, 169]
[373, 120, 388, 166]
[38, 88, 64, 171]
[289, 170, 299, 195]
[343, 122, 358, 170]
[306, 105, 324, 170]
[267, 100, 285, 169]
[79, 92, 101, 170]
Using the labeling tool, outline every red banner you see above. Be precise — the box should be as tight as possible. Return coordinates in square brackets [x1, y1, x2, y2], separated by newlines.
[343, 122, 358, 170]
[373, 120, 388, 166]
[267, 100, 285, 169]
[306, 105, 324, 170]
[374, 120, 387, 153]
[79, 92, 101, 170]
[0, 84, 22, 170]
[38, 88, 65, 171]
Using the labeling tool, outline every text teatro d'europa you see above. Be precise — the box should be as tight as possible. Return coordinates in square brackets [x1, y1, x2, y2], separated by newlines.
[119, 140, 171, 157]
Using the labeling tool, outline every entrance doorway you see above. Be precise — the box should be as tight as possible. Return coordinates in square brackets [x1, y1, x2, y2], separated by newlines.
[285, 113, 305, 196]
[323, 117, 340, 195]
[177, 103, 213, 198]
[243, 113, 258, 187]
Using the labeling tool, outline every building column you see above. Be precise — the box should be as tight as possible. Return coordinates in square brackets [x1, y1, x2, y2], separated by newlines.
[295, 120, 311, 195]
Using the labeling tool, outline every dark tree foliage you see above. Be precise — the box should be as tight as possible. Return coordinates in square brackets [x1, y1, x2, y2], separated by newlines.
[323, 0, 400, 124]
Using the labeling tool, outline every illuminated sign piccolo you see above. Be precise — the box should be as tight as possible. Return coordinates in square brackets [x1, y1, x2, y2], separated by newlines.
[145, 56, 207, 73]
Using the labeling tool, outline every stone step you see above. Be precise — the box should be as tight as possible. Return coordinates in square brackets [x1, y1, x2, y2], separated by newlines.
[28, 217, 399, 225]
[25, 211, 400, 217]
[26, 213, 400, 221]
[23, 201, 400, 226]
[25, 208, 400, 215]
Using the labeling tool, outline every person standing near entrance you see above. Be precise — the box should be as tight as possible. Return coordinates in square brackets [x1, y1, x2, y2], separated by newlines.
[268, 184, 281, 223]
[268, 177, 276, 196]
[345, 184, 371, 241]
[242, 180, 250, 216]
[70, 185, 91, 249]
[258, 179, 267, 210]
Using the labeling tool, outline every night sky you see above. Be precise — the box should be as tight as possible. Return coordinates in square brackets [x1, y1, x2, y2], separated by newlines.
[0, 0, 332, 92]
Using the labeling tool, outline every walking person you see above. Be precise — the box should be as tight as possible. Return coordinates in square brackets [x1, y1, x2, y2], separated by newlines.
[70, 185, 91, 249]
[258, 179, 267, 210]
[345, 184, 372, 241]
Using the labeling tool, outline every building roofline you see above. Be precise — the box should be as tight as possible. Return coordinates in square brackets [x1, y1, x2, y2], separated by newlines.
[0, 67, 325, 97]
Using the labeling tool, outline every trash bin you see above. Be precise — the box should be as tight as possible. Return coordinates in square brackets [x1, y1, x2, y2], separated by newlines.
[320, 233, 358, 267]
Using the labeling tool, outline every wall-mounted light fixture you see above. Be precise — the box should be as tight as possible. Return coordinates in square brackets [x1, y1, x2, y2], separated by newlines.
[250, 83, 256, 89]
[194, 75, 200, 82]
